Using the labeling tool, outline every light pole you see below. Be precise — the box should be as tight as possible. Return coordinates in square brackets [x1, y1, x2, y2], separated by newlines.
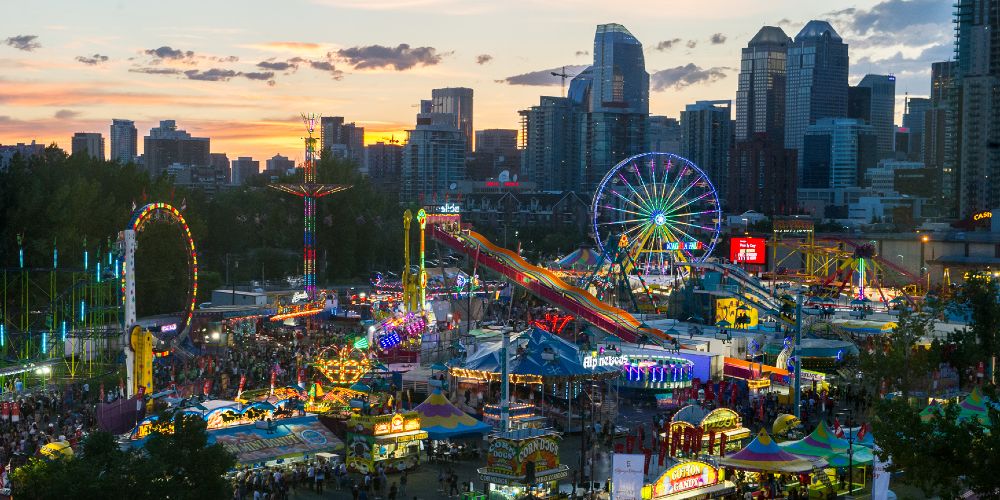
[920, 235, 929, 290]
[794, 292, 803, 419]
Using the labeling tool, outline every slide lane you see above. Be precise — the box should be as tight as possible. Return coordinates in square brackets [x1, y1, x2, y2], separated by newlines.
[429, 226, 671, 344]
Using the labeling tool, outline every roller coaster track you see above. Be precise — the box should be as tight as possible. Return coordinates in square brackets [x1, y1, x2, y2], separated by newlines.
[428, 226, 672, 344]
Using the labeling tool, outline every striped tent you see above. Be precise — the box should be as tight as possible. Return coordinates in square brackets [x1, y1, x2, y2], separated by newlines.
[414, 389, 491, 439]
[779, 421, 873, 465]
[718, 429, 825, 473]
[958, 387, 990, 426]
[556, 246, 601, 271]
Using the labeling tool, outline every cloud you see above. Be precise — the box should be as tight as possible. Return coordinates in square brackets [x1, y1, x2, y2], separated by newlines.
[75, 54, 109, 65]
[651, 64, 732, 91]
[655, 39, 682, 51]
[853, 43, 952, 75]
[686, 40, 697, 49]
[777, 18, 794, 26]
[476, 54, 493, 65]
[243, 71, 275, 81]
[497, 64, 588, 86]
[575, 50, 589, 56]
[257, 59, 298, 71]
[335, 43, 444, 70]
[183, 68, 239, 81]
[308, 60, 344, 79]
[129, 67, 182, 75]
[710, 33, 727, 45]
[4, 35, 41, 52]
[54, 109, 79, 119]
[145, 46, 195, 60]
[263, 41, 321, 50]
[830, 0, 950, 35]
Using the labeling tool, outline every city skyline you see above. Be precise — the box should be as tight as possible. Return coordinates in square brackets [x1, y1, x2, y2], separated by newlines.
[2, 0, 953, 162]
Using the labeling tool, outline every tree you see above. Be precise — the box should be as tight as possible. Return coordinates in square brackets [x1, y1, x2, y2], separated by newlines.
[12, 415, 234, 499]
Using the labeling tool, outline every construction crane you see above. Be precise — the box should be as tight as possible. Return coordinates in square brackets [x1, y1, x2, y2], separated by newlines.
[550, 66, 576, 98]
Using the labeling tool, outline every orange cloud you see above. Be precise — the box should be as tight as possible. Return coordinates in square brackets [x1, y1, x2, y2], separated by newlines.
[0, 79, 259, 109]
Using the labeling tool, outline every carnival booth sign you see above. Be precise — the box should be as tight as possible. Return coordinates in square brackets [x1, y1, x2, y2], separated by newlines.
[650, 460, 720, 497]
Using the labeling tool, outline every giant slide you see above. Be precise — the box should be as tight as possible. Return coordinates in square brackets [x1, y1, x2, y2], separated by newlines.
[429, 226, 672, 344]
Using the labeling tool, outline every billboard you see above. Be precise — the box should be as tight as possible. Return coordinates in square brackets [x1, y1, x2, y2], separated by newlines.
[730, 237, 766, 264]
[715, 298, 759, 329]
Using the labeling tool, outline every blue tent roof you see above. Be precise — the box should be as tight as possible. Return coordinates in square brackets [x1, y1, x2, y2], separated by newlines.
[460, 327, 615, 378]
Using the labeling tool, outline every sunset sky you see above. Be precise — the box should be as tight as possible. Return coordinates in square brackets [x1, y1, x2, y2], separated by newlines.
[1, 0, 953, 162]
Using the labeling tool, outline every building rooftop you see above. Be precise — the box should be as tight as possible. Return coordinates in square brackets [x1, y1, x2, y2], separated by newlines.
[795, 20, 842, 42]
[749, 26, 791, 45]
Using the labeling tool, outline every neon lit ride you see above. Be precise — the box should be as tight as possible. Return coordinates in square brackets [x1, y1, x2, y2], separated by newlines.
[314, 345, 372, 385]
[591, 152, 721, 276]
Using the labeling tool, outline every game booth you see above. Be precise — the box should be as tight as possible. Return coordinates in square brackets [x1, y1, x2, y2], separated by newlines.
[345, 411, 428, 473]
[126, 399, 344, 467]
[666, 405, 751, 457]
[477, 428, 570, 500]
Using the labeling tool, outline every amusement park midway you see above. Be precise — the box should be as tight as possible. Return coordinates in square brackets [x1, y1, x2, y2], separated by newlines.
[4, 147, 1000, 500]
[4, 11, 1000, 498]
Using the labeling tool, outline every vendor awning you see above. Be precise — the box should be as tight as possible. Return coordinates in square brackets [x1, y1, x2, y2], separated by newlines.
[374, 430, 428, 444]
[655, 481, 737, 500]
[724, 358, 790, 381]
[478, 465, 570, 486]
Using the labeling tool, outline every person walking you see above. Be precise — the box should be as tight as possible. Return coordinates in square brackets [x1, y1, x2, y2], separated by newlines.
[315, 464, 325, 494]
[399, 469, 408, 496]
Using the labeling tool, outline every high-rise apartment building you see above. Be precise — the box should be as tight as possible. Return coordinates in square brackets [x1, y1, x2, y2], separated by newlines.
[469, 129, 519, 180]
[856, 74, 897, 159]
[265, 154, 296, 177]
[365, 141, 404, 195]
[110, 119, 137, 164]
[580, 23, 650, 192]
[927, 61, 957, 215]
[319, 116, 365, 164]
[647, 116, 682, 153]
[903, 97, 931, 160]
[953, 0, 1000, 217]
[520, 97, 582, 192]
[735, 26, 790, 142]
[729, 137, 797, 215]
[431, 88, 474, 155]
[401, 107, 466, 203]
[209, 153, 231, 183]
[785, 21, 849, 179]
[143, 120, 210, 179]
[681, 100, 733, 200]
[231, 157, 259, 185]
[71, 132, 104, 160]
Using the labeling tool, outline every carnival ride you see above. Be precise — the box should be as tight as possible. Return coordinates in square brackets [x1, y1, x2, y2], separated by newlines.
[429, 225, 672, 344]
[591, 152, 722, 278]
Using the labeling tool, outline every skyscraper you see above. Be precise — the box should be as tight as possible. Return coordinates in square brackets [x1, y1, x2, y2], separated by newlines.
[401, 106, 466, 203]
[71, 132, 104, 160]
[785, 20, 849, 179]
[729, 137, 797, 215]
[431, 87, 474, 154]
[581, 23, 650, 193]
[735, 26, 790, 142]
[801, 118, 878, 190]
[856, 74, 897, 159]
[647, 116, 682, 153]
[319, 116, 365, 165]
[110, 119, 137, 164]
[681, 100, 732, 200]
[903, 97, 931, 161]
[927, 61, 957, 215]
[520, 97, 582, 191]
[209, 153, 231, 183]
[953, 0, 1000, 217]
[143, 120, 210, 179]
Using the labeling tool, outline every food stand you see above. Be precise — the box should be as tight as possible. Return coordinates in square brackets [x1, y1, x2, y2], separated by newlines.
[645, 460, 736, 499]
[483, 402, 546, 430]
[668, 406, 751, 456]
[477, 428, 570, 500]
[345, 411, 428, 473]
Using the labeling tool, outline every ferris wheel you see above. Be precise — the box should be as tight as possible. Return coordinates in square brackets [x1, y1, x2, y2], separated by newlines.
[591, 152, 722, 275]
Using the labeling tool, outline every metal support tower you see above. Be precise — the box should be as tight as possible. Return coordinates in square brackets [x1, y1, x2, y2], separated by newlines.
[271, 114, 351, 299]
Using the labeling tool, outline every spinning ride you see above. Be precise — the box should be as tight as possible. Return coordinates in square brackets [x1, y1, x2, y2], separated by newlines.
[591, 152, 721, 276]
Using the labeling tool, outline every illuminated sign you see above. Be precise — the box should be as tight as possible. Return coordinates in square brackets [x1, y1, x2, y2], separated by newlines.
[583, 353, 628, 370]
[439, 203, 461, 213]
[773, 219, 814, 233]
[700, 408, 742, 432]
[366, 412, 422, 436]
[291, 291, 309, 303]
[485, 181, 500, 187]
[664, 241, 703, 251]
[651, 461, 719, 497]
[715, 298, 759, 329]
[391, 413, 404, 433]
[973, 211, 992, 221]
[160, 323, 177, 333]
[730, 237, 766, 264]
[747, 378, 771, 390]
